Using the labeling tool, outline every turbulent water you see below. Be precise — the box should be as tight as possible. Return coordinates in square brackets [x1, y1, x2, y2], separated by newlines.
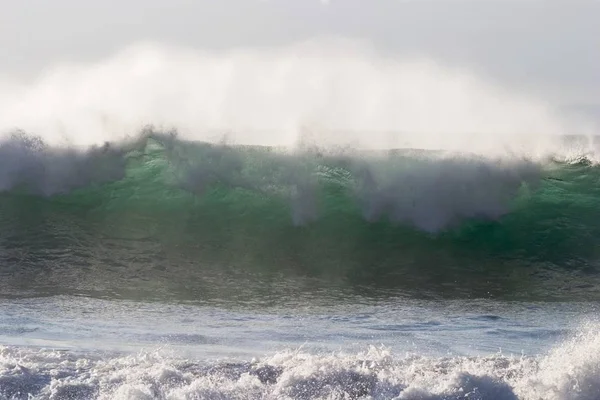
[3, 334, 600, 400]
[2, 128, 600, 399]
[0, 296, 599, 400]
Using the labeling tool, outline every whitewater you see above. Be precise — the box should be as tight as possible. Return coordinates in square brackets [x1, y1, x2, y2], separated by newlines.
[1, 41, 600, 399]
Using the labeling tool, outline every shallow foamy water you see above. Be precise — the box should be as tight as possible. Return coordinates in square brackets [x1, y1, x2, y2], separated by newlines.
[1, 296, 598, 399]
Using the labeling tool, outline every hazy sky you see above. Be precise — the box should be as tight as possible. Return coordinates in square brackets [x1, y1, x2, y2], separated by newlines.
[1, 0, 598, 107]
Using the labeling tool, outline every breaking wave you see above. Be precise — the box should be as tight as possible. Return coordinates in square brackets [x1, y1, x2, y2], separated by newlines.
[0, 130, 600, 300]
[1, 41, 599, 300]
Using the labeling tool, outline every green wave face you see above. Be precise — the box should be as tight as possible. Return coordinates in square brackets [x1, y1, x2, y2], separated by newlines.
[1, 132, 600, 302]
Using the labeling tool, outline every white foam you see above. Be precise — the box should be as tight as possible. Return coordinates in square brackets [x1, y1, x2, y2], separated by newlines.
[2, 322, 600, 399]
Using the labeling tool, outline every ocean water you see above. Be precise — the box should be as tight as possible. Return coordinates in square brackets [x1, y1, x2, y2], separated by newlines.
[1, 129, 600, 399]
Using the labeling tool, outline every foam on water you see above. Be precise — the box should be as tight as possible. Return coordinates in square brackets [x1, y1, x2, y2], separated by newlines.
[1, 322, 599, 399]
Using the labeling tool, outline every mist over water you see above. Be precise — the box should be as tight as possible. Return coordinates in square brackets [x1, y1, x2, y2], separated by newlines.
[0, 40, 595, 155]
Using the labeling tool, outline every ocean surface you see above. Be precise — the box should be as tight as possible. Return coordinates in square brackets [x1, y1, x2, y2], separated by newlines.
[2, 130, 600, 399]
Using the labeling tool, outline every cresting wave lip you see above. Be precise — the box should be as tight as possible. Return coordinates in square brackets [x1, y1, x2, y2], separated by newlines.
[0, 129, 598, 229]
[1, 322, 600, 400]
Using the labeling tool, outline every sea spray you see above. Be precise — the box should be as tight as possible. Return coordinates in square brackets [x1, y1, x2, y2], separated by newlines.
[0, 41, 593, 153]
